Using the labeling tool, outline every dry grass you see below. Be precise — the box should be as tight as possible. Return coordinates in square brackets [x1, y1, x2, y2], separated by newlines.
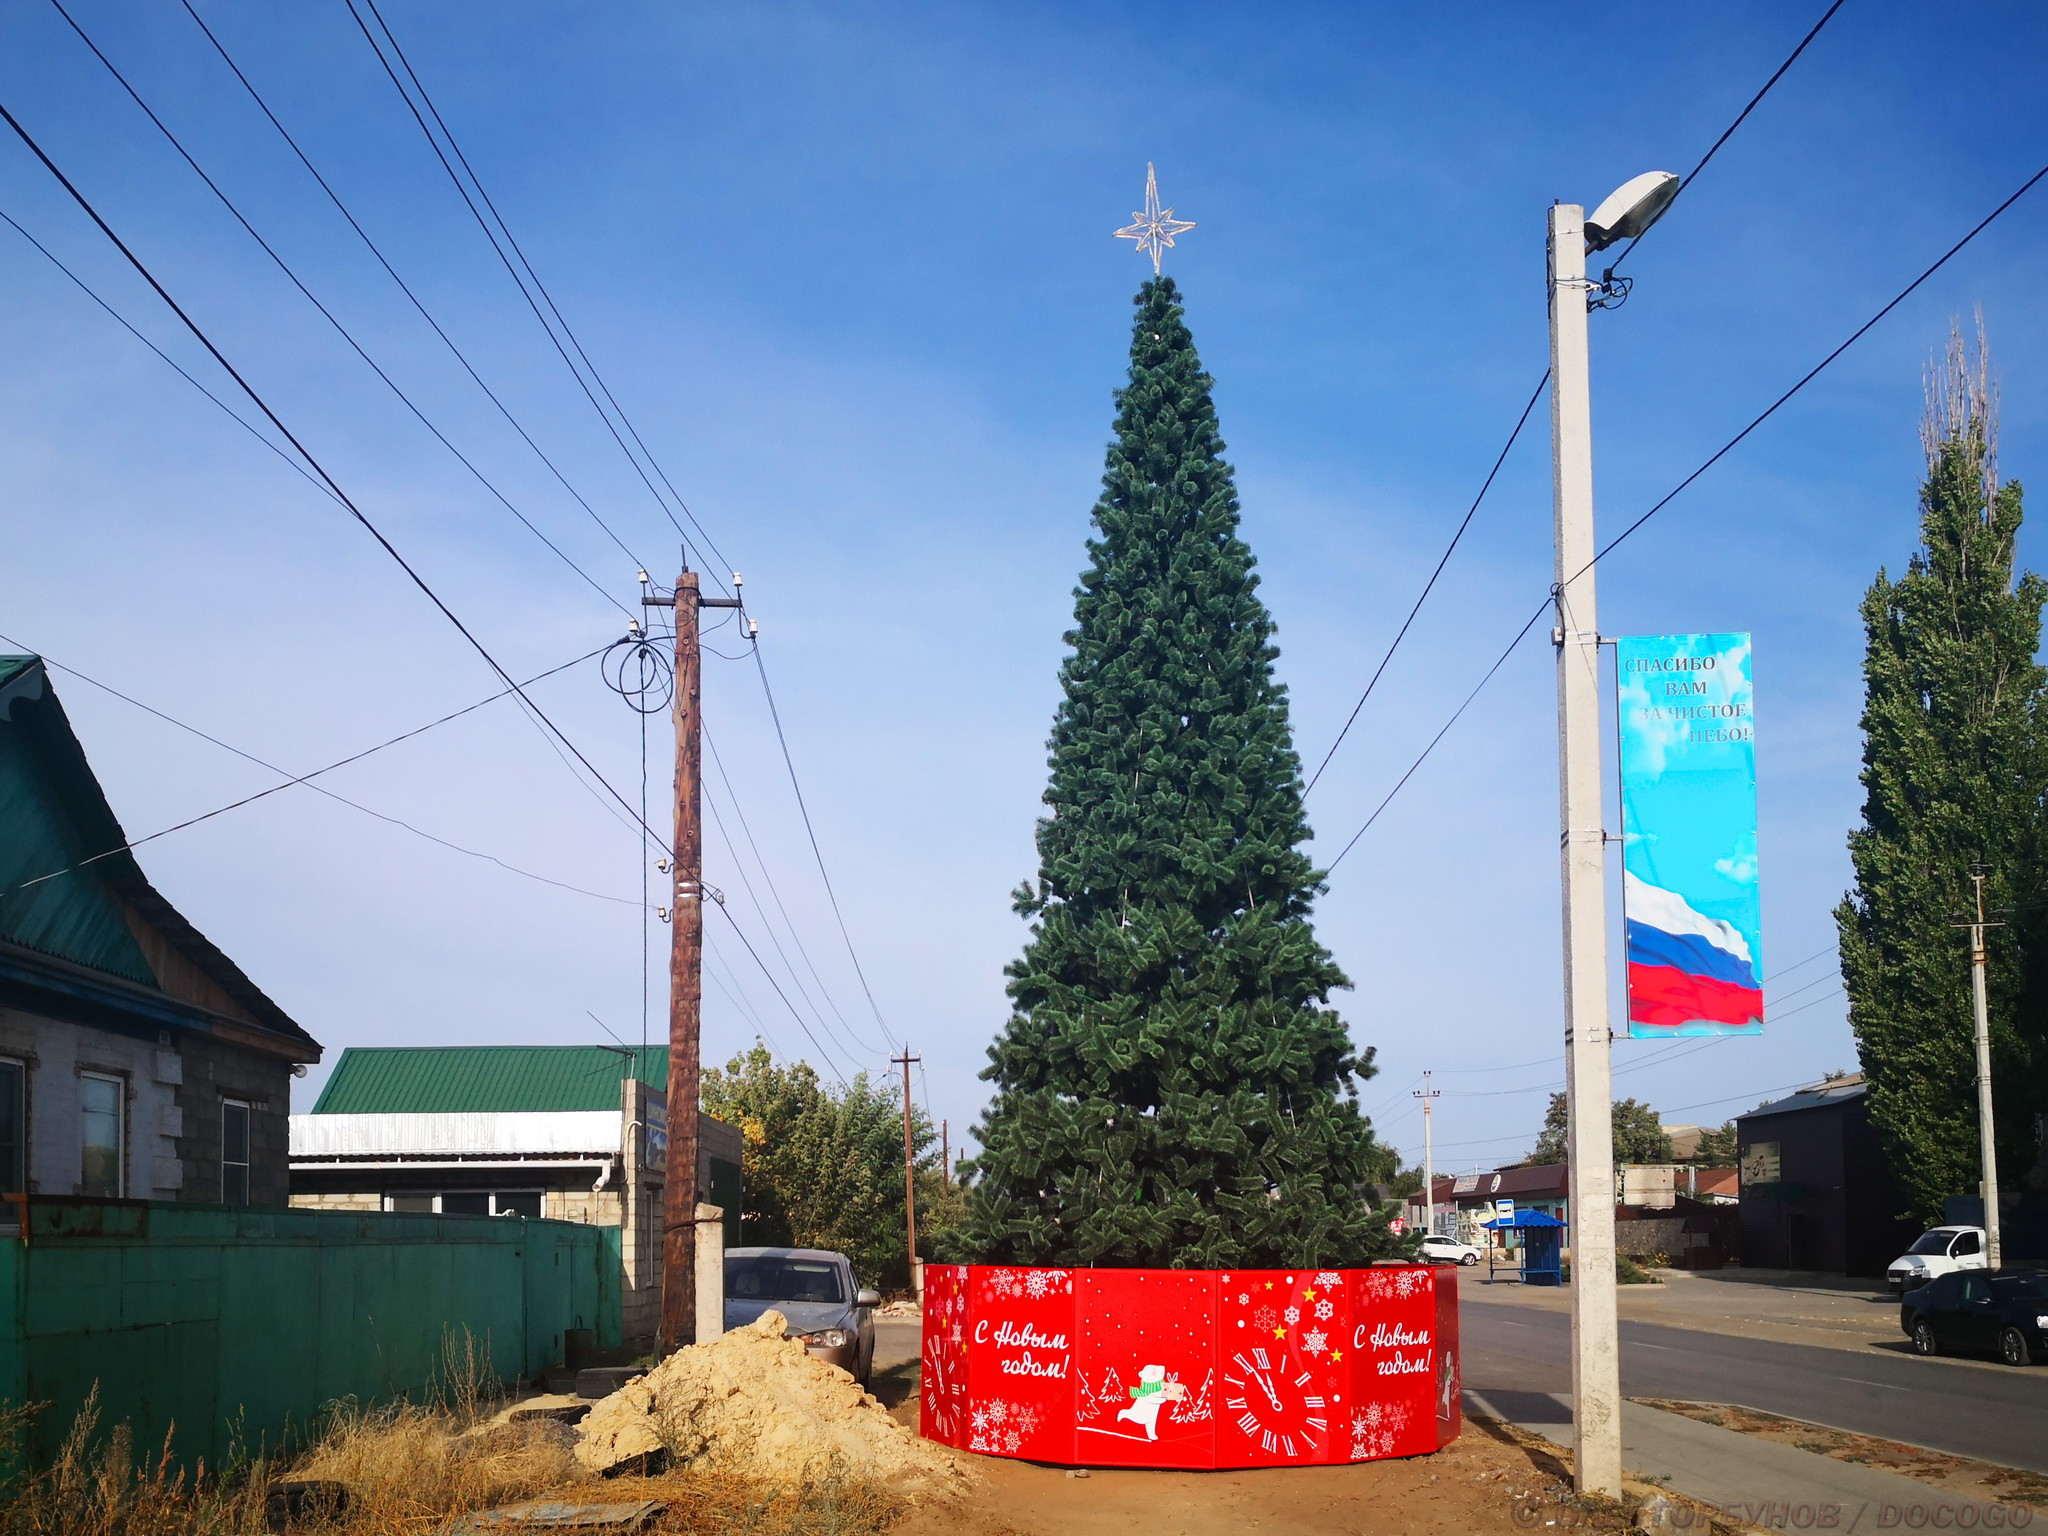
[0, 1385, 904, 1536]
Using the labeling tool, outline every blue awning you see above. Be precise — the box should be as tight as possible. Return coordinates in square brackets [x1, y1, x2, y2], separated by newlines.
[1480, 1211, 1567, 1230]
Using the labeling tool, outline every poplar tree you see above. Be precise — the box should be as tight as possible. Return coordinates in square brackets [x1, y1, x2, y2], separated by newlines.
[1837, 324, 2048, 1226]
[960, 277, 1405, 1269]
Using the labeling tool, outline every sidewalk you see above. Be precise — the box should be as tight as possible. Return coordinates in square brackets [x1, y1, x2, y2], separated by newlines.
[1465, 1388, 2028, 1532]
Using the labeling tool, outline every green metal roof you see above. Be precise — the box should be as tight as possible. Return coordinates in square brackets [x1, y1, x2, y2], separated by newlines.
[0, 656, 312, 1052]
[311, 1045, 667, 1114]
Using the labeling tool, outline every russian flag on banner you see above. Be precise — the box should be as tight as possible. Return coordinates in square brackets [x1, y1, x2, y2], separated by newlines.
[1623, 873, 1763, 1030]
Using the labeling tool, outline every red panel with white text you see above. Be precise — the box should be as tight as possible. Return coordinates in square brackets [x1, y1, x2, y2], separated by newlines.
[1345, 1266, 1442, 1460]
[962, 1266, 1078, 1462]
[1071, 1269, 1218, 1467]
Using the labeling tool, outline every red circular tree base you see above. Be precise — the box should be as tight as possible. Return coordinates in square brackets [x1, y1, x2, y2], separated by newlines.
[918, 1263, 1460, 1469]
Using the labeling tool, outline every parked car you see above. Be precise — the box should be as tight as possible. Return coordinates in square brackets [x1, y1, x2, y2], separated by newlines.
[1420, 1233, 1481, 1266]
[724, 1246, 880, 1383]
[1900, 1269, 2048, 1366]
[1886, 1225, 1989, 1293]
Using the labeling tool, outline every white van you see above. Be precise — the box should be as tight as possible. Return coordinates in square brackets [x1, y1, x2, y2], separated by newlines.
[1886, 1226, 1989, 1293]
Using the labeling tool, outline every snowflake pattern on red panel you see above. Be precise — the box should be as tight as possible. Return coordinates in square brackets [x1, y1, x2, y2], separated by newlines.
[964, 1267, 1077, 1462]
[1215, 1270, 1348, 1466]
[1345, 1266, 1440, 1461]
[918, 1265, 971, 1448]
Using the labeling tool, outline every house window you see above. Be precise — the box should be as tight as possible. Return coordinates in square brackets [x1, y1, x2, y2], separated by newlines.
[80, 1073, 124, 1197]
[0, 1061, 23, 1193]
[221, 1100, 251, 1205]
[387, 1194, 435, 1214]
[492, 1191, 542, 1219]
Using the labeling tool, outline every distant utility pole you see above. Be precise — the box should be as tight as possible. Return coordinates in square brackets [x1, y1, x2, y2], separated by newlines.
[1966, 871, 2004, 1270]
[1414, 1074, 1440, 1236]
[942, 1119, 950, 1189]
[646, 566, 742, 1355]
[894, 1048, 922, 1294]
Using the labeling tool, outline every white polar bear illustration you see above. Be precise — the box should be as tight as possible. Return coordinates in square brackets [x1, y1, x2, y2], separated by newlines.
[1114, 1364, 1187, 1440]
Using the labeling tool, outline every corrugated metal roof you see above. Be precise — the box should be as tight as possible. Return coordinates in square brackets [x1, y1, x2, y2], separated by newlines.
[311, 1045, 666, 1114]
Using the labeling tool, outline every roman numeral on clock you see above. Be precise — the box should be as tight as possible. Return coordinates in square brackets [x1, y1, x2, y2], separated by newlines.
[1307, 1417, 1328, 1433]
[1253, 1349, 1270, 1369]
[1261, 1430, 1277, 1452]
[1282, 1434, 1296, 1457]
[1237, 1412, 1260, 1435]
[1303, 1396, 1324, 1409]
[1224, 1397, 1247, 1411]
[1294, 1372, 1311, 1387]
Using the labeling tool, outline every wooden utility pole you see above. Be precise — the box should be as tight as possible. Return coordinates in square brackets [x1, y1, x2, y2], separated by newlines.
[894, 1048, 921, 1293]
[941, 1119, 949, 1188]
[647, 567, 741, 1355]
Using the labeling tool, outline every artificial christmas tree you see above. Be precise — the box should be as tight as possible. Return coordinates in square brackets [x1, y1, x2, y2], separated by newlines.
[961, 276, 1405, 1269]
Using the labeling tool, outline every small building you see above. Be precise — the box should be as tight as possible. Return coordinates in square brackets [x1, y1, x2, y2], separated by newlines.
[0, 655, 320, 1205]
[289, 1045, 741, 1341]
[1411, 1163, 1570, 1243]
[1735, 1074, 1918, 1277]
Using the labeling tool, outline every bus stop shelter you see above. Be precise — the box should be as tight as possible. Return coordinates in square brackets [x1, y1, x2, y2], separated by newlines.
[1481, 1210, 1566, 1286]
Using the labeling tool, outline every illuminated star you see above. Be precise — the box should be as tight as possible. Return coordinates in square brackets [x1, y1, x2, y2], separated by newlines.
[1114, 163, 1197, 276]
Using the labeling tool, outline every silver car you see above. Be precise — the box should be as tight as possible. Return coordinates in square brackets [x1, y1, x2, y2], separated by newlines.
[724, 1246, 879, 1383]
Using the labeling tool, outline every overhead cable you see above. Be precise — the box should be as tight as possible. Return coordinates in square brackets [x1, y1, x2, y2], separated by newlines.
[347, 0, 736, 589]
[175, 0, 651, 574]
[753, 645, 901, 1049]
[0, 639, 629, 904]
[46, 0, 630, 618]
[0, 96, 660, 849]
[1328, 154, 2048, 868]
[1305, 2, 1847, 795]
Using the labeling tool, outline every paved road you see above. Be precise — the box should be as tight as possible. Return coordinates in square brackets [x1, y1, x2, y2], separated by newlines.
[1461, 1295, 2048, 1474]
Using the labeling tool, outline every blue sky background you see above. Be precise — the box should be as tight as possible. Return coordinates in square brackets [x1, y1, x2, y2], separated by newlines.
[3, 1, 2046, 1174]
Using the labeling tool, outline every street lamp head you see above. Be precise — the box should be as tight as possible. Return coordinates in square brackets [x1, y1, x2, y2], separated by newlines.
[1584, 171, 1680, 252]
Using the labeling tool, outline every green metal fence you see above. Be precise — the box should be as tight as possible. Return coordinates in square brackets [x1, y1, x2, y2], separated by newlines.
[0, 1198, 622, 1471]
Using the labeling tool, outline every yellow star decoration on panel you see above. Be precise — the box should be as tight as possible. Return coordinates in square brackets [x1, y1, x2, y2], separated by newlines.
[1273, 1325, 1287, 1340]
[1114, 163, 1196, 276]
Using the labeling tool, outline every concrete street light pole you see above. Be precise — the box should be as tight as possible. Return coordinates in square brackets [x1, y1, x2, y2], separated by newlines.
[1968, 872, 2003, 1270]
[1548, 199, 1623, 1500]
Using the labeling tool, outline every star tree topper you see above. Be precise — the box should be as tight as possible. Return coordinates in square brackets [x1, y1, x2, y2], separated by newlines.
[1114, 163, 1196, 275]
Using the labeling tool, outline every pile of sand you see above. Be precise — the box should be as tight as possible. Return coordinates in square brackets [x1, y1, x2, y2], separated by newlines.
[575, 1311, 964, 1490]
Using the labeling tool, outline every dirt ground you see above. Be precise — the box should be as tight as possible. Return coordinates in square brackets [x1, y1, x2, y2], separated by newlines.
[1636, 1399, 2048, 1511]
[886, 1414, 1649, 1536]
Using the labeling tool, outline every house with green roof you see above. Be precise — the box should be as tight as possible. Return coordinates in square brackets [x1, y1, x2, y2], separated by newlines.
[0, 654, 320, 1207]
[290, 1044, 741, 1342]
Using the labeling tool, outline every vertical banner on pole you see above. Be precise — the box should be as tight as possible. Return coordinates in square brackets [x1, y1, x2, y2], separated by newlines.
[1617, 633, 1762, 1037]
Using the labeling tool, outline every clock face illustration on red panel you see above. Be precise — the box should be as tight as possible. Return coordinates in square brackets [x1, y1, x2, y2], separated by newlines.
[1218, 1270, 1348, 1465]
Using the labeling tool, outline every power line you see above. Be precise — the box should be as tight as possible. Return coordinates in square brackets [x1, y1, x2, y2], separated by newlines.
[1305, 6, 1843, 797]
[703, 776, 883, 1066]
[1328, 154, 2048, 868]
[703, 724, 883, 1056]
[0, 206, 343, 508]
[753, 644, 901, 1049]
[1605, 0, 1850, 276]
[1307, 373, 1549, 795]
[175, 0, 650, 576]
[47, 0, 631, 619]
[346, 0, 736, 589]
[0, 94, 664, 854]
[708, 897, 852, 1081]
[0, 639, 630, 905]
[1325, 602, 1547, 871]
